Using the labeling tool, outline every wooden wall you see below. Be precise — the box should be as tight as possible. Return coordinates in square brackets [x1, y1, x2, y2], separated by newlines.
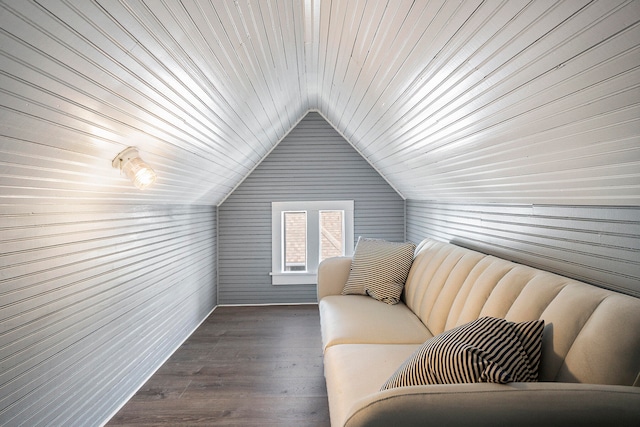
[0, 204, 216, 426]
[314, 0, 640, 206]
[406, 200, 640, 298]
[2, 1, 637, 206]
[218, 112, 405, 305]
[1, 2, 637, 425]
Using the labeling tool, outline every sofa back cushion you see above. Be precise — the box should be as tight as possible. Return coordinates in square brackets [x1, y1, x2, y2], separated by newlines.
[403, 238, 640, 386]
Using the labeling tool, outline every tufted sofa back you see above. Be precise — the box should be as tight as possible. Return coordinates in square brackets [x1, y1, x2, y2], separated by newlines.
[403, 238, 640, 386]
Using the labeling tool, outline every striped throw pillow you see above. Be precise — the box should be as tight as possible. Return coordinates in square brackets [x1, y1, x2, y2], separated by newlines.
[342, 237, 416, 305]
[381, 316, 545, 389]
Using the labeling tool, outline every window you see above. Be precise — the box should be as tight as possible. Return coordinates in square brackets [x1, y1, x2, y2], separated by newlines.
[283, 211, 307, 271]
[271, 200, 354, 285]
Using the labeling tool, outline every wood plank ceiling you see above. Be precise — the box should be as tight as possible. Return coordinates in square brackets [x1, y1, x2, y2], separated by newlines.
[1, 0, 638, 205]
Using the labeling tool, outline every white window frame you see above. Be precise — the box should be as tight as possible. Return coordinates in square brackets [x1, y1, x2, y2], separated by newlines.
[271, 200, 354, 285]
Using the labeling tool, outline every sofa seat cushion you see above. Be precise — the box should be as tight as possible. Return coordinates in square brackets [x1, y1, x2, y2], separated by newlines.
[319, 295, 432, 351]
[324, 344, 640, 427]
[324, 344, 420, 427]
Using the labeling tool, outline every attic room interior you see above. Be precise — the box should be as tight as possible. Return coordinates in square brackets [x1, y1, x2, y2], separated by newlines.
[1, 0, 639, 426]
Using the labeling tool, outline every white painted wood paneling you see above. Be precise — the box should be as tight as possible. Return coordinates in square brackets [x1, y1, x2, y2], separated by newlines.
[218, 112, 404, 305]
[0, 204, 216, 426]
[1, 0, 637, 206]
[0, 0, 308, 205]
[407, 200, 640, 298]
[315, 0, 640, 204]
[0, 1, 637, 424]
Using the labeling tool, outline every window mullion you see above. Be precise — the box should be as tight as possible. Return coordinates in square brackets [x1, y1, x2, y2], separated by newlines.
[307, 210, 320, 272]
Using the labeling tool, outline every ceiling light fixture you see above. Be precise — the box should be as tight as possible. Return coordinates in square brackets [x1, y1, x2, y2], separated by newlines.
[112, 147, 157, 190]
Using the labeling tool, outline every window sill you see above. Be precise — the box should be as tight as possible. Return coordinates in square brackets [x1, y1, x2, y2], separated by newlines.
[270, 271, 317, 285]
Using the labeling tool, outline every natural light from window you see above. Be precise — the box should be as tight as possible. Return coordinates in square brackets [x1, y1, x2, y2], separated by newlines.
[284, 211, 307, 271]
[320, 210, 344, 262]
[271, 201, 354, 285]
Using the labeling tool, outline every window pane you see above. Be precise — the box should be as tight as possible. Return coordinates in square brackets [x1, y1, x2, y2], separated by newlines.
[284, 211, 306, 271]
[320, 210, 344, 262]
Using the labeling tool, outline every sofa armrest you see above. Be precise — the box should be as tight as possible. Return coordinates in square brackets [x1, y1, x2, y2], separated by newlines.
[317, 256, 352, 301]
[344, 382, 640, 427]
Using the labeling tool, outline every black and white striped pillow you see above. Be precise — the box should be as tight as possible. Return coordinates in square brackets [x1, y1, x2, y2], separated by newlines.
[342, 237, 416, 305]
[381, 316, 545, 389]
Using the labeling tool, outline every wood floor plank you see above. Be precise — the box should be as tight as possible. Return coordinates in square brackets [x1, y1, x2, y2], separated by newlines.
[106, 305, 330, 426]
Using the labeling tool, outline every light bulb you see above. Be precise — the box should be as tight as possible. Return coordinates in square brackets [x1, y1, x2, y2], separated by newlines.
[122, 156, 157, 190]
[112, 147, 157, 190]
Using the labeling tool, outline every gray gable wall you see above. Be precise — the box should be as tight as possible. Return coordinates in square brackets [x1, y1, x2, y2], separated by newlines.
[218, 112, 405, 305]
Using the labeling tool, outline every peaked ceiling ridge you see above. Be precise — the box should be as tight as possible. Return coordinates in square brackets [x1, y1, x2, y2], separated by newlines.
[214, 108, 406, 207]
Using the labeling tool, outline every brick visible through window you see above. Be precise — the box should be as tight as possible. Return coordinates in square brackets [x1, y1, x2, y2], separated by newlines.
[271, 200, 353, 285]
[284, 211, 306, 271]
[320, 210, 343, 262]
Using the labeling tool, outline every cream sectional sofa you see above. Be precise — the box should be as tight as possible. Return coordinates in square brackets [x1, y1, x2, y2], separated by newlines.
[317, 238, 640, 427]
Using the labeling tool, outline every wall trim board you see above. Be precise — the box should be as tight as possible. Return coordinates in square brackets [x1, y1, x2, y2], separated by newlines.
[216, 303, 318, 307]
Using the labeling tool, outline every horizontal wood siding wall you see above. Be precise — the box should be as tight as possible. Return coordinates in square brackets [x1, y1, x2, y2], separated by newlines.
[406, 200, 640, 298]
[0, 204, 216, 427]
[218, 112, 405, 305]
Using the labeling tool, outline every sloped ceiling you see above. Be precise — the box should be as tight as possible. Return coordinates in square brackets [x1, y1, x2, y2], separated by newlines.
[1, 0, 638, 206]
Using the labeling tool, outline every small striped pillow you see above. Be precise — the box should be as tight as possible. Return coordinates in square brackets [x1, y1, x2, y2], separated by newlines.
[342, 237, 416, 305]
[381, 316, 545, 389]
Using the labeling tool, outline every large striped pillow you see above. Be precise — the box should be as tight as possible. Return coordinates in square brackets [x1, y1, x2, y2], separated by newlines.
[381, 316, 545, 389]
[342, 237, 416, 305]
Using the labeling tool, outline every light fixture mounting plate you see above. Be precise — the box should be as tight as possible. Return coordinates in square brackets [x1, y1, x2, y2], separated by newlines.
[112, 146, 139, 169]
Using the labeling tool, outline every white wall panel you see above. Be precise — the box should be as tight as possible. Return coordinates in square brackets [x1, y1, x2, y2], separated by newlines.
[315, 0, 640, 205]
[1, 0, 638, 206]
[406, 200, 640, 298]
[0, 204, 216, 426]
[0, 0, 308, 206]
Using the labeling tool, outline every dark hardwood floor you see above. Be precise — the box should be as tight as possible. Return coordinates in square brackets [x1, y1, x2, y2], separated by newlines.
[106, 305, 330, 427]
